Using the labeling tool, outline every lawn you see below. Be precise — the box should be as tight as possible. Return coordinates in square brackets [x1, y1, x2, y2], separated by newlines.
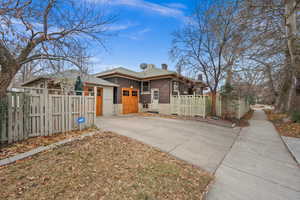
[0, 132, 213, 200]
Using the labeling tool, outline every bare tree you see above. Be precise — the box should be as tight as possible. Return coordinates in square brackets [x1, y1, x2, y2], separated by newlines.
[170, 1, 248, 115]
[241, 0, 300, 112]
[0, 0, 115, 96]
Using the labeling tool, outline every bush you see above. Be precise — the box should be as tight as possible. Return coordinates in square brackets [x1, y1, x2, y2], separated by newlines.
[291, 111, 300, 123]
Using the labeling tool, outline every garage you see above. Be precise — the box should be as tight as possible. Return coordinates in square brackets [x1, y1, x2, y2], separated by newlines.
[122, 88, 139, 114]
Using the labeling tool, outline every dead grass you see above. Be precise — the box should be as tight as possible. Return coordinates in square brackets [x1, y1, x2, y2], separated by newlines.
[0, 128, 98, 160]
[264, 109, 300, 138]
[0, 132, 213, 200]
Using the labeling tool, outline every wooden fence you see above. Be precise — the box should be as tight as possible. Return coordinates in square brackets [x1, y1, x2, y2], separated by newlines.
[170, 94, 250, 119]
[216, 95, 250, 119]
[0, 88, 95, 144]
[170, 95, 211, 117]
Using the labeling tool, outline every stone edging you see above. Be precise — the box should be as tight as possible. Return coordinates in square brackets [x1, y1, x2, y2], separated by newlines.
[0, 131, 100, 167]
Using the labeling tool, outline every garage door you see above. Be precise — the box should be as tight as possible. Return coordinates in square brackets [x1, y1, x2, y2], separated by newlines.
[122, 88, 139, 114]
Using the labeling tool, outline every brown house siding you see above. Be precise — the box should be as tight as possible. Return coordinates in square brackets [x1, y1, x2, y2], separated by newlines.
[140, 94, 151, 104]
[104, 77, 140, 104]
[150, 78, 171, 104]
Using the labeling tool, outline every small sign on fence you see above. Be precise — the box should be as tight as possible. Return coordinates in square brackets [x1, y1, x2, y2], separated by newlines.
[77, 117, 85, 124]
[77, 117, 86, 131]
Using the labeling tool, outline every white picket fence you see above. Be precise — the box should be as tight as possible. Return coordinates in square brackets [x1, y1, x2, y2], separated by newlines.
[1, 88, 95, 144]
[171, 95, 211, 117]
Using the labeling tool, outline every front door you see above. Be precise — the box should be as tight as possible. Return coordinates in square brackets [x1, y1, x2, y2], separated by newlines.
[122, 88, 139, 114]
[96, 88, 103, 116]
[151, 88, 159, 111]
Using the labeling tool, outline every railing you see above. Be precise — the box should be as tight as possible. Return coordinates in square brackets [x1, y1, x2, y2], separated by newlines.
[0, 88, 95, 144]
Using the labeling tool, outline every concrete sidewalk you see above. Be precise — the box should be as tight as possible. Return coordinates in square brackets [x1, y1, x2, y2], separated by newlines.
[207, 110, 300, 200]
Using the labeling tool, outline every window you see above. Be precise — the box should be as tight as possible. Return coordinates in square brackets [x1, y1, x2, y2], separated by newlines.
[132, 91, 138, 96]
[96, 88, 101, 97]
[153, 90, 159, 100]
[142, 81, 150, 92]
[123, 90, 129, 96]
[172, 81, 179, 92]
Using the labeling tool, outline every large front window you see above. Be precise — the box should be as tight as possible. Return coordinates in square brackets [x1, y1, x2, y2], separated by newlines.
[142, 81, 150, 92]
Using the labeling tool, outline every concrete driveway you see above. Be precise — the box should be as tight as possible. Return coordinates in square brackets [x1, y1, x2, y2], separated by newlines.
[96, 115, 239, 173]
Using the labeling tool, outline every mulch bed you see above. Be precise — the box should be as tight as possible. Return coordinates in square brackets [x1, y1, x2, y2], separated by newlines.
[0, 128, 98, 160]
[264, 109, 300, 138]
[0, 132, 213, 200]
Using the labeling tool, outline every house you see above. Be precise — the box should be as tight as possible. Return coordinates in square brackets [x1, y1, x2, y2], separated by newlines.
[95, 64, 207, 115]
[21, 70, 119, 116]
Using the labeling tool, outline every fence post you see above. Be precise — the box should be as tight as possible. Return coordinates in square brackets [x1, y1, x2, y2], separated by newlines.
[7, 93, 13, 144]
[203, 96, 206, 118]
[44, 89, 49, 136]
[238, 97, 241, 119]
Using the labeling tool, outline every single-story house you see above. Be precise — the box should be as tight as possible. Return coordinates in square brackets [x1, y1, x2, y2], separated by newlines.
[22, 70, 119, 116]
[94, 64, 207, 115]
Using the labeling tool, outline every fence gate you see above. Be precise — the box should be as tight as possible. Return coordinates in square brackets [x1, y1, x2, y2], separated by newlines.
[6, 92, 30, 143]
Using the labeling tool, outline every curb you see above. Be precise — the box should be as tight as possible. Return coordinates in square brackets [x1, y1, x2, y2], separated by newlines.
[0, 131, 100, 167]
[280, 136, 300, 167]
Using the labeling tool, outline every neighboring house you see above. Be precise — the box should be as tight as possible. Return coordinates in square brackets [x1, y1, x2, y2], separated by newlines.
[95, 64, 207, 115]
[21, 70, 119, 116]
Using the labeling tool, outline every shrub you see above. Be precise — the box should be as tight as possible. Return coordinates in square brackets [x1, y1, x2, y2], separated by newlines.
[291, 111, 300, 123]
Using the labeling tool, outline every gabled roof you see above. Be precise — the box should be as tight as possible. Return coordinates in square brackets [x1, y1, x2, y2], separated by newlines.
[94, 67, 141, 78]
[95, 66, 177, 79]
[94, 66, 207, 87]
[22, 70, 119, 87]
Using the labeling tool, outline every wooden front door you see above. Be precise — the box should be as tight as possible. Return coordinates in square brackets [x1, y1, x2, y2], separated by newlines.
[96, 88, 103, 116]
[122, 88, 139, 114]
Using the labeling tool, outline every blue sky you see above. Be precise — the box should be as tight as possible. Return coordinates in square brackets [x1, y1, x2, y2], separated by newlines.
[88, 0, 201, 73]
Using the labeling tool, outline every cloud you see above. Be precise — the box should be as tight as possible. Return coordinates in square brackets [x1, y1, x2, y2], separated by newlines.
[123, 27, 151, 40]
[106, 21, 137, 31]
[164, 3, 187, 10]
[90, 0, 185, 19]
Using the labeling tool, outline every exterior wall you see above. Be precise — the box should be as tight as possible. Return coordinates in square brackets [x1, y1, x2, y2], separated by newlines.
[140, 93, 151, 104]
[150, 78, 171, 104]
[156, 104, 171, 115]
[104, 77, 140, 104]
[113, 104, 123, 115]
[102, 86, 114, 116]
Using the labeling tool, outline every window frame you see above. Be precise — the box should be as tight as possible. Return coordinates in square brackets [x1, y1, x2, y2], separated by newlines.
[141, 81, 150, 93]
[172, 81, 179, 92]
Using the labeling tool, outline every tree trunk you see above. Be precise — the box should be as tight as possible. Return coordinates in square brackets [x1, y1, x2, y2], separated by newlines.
[0, 73, 12, 97]
[275, 49, 292, 113]
[282, 0, 300, 113]
[265, 64, 277, 104]
[211, 91, 217, 116]
[0, 64, 19, 98]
